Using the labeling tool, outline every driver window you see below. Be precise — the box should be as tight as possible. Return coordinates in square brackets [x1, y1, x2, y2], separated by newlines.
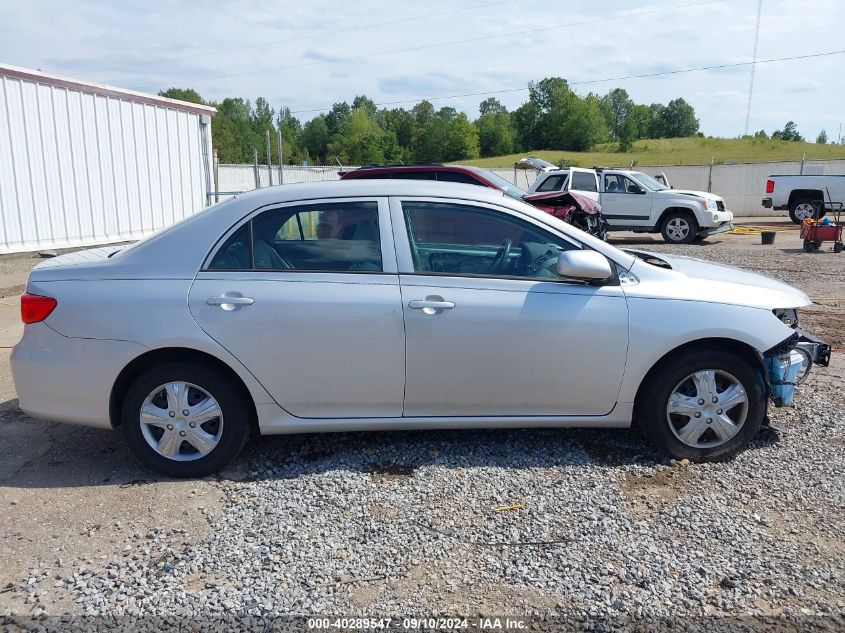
[401, 201, 577, 279]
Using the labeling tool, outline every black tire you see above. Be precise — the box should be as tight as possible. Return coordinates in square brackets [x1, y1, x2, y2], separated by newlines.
[121, 362, 250, 477]
[803, 240, 814, 252]
[789, 198, 824, 224]
[637, 348, 766, 462]
[660, 210, 699, 244]
[834, 242, 843, 253]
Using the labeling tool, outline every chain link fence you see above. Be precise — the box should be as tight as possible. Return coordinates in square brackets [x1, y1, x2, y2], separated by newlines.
[216, 160, 845, 217]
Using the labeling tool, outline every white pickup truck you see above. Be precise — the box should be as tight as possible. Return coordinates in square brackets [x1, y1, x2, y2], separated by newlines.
[529, 167, 734, 244]
[762, 174, 845, 223]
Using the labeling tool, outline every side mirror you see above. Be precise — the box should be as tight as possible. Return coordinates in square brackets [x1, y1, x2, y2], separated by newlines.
[628, 185, 645, 194]
[555, 250, 612, 282]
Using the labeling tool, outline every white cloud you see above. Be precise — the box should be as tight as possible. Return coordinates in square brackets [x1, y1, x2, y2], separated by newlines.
[1, 0, 842, 138]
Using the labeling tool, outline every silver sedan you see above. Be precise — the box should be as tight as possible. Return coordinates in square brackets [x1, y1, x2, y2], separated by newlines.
[11, 180, 823, 476]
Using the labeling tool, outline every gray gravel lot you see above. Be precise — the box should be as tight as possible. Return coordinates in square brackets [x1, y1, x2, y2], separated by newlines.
[1, 225, 844, 630]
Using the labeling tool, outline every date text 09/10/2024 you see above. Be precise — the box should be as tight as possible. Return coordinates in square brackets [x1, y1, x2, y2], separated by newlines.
[307, 617, 528, 630]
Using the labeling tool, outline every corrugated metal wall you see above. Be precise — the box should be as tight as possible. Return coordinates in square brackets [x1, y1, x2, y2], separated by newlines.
[0, 73, 212, 253]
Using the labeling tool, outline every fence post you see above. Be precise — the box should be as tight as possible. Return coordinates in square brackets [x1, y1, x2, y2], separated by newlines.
[277, 129, 284, 184]
[213, 148, 219, 203]
[253, 149, 260, 188]
[800, 153, 805, 174]
[265, 130, 273, 186]
[707, 156, 714, 193]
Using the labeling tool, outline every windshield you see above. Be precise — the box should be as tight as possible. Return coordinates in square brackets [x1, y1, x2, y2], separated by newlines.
[469, 167, 528, 200]
[630, 172, 669, 191]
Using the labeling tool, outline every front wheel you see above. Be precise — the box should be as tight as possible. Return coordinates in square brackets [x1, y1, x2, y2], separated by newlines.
[637, 349, 766, 462]
[660, 211, 699, 244]
[121, 362, 250, 477]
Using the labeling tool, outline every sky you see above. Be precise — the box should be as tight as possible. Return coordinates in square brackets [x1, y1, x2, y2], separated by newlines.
[1, 0, 843, 141]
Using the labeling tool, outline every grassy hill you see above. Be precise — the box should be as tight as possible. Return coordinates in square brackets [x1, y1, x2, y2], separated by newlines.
[456, 136, 845, 168]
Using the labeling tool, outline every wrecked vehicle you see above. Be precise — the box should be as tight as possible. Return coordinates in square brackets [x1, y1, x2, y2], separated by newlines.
[524, 190, 610, 242]
[339, 163, 609, 240]
[11, 181, 828, 476]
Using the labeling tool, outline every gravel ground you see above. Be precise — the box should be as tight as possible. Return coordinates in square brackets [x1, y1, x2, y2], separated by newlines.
[2, 230, 845, 631]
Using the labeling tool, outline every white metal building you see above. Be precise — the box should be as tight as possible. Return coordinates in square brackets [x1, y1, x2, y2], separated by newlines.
[0, 64, 215, 253]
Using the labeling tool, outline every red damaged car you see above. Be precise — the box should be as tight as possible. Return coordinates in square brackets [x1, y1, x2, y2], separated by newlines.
[339, 164, 608, 240]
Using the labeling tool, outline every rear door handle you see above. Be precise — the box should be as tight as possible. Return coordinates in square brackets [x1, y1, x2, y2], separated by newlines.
[408, 298, 455, 314]
[206, 296, 254, 310]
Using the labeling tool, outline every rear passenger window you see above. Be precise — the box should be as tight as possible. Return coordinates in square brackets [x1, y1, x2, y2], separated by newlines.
[437, 171, 481, 185]
[536, 174, 568, 192]
[392, 171, 437, 180]
[209, 224, 250, 269]
[571, 171, 598, 192]
[208, 202, 382, 272]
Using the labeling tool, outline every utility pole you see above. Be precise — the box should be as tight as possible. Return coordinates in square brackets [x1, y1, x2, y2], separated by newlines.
[265, 130, 273, 187]
[277, 128, 284, 184]
[744, 0, 763, 136]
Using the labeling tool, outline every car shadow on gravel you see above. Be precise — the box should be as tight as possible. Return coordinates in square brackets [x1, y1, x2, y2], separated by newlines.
[0, 399, 782, 488]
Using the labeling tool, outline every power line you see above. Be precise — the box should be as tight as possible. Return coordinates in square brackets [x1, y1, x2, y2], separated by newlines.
[288, 48, 845, 114]
[173, 0, 723, 86]
[744, 0, 764, 135]
[87, 0, 512, 75]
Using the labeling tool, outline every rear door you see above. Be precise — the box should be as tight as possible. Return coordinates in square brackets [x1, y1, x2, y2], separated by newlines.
[565, 167, 600, 202]
[188, 197, 405, 419]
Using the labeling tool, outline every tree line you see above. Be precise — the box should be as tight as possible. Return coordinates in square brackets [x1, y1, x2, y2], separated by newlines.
[161, 78, 703, 165]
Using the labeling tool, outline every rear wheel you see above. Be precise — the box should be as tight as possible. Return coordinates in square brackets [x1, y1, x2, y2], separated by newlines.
[660, 211, 699, 244]
[637, 349, 765, 462]
[789, 199, 824, 224]
[121, 362, 250, 477]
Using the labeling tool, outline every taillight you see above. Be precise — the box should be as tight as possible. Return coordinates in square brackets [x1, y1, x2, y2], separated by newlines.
[766, 179, 774, 193]
[21, 293, 57, 324]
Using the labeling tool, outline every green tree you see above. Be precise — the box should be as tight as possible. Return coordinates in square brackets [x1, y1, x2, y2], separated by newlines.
[511, 100, 543, 151]
[816, 129, 828, 144]
[659, 98, 699, 137]
[772, 121, 803, 141]
[352, 95, 378, 117]
[646, 103, 667, 138]
[158, 87, 205, 104]
[479, 97, 508, 116]
[301, 116, 330, 163]
[379, 108, 416, 158]
[476, 100, 513, 158]
[328, 109, 400, 165]
[617, 115, 638, 152]
[415, 107, 478, 161]
[598, 88, 634, 141]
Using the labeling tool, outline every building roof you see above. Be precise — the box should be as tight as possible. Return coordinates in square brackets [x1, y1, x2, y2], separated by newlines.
[0, 63, 216, 117]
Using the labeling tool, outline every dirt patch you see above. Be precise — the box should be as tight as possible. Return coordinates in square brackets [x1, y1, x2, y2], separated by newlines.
[799, 307, 845, 348]
[620, 466, 693, 521]
[367, 462, 416, 484]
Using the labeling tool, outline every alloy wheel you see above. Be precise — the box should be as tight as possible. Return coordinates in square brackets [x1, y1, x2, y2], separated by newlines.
[665, 217, 690, 242]
[793, 202, 817, 220]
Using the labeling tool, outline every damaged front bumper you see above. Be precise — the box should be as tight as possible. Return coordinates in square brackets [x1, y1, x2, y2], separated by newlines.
[763, 330, 830, 407]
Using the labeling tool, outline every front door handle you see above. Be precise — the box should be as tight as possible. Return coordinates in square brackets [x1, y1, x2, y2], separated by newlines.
[206, 295, 254, 311]
[408, 297, 455, 314]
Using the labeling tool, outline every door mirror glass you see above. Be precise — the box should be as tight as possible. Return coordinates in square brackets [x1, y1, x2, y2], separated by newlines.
[555, 250, 612, 281]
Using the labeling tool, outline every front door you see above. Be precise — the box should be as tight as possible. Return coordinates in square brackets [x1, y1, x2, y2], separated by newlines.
[392, 198, 629, 418]
[601, 173, 653, 227]
[189, 198, 405, 418]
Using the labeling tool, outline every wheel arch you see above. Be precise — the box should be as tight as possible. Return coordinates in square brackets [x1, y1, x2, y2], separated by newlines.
[787, 189, 824, 206]
[109, 347, 259, 433]
[634, 337, 765, 410]
[656, 205, 699, 229]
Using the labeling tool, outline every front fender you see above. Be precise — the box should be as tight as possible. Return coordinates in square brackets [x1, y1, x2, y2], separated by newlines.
[617, 298, 796, 404]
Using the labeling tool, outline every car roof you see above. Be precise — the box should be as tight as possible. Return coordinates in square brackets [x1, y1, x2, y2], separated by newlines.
[232, 179, 507, 205]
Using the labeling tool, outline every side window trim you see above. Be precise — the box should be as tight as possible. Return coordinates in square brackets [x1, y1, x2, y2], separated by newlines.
[201, 197, 397, 274]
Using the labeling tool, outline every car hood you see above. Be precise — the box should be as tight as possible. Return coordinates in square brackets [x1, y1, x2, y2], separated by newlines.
[663, 188, 723, 202]
[626, 251, 811, 309]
